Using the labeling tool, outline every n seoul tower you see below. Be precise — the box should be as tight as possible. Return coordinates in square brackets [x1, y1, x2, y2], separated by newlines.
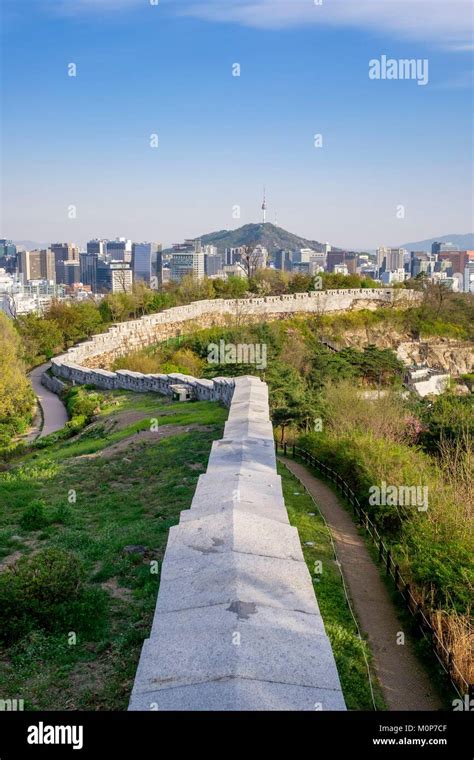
[261, 187, 267, 224]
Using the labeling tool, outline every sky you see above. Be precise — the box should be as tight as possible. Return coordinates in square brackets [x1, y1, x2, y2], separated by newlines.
[1, 0, 473, 249]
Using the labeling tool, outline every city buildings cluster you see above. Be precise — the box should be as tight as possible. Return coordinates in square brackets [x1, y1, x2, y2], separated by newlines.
[0, 233, 472, 318]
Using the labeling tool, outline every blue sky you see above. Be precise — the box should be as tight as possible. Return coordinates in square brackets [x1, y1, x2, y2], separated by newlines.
[1, 0, 473, 249]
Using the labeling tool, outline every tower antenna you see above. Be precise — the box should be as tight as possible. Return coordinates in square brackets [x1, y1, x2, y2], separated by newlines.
[261, 187, 267, 224]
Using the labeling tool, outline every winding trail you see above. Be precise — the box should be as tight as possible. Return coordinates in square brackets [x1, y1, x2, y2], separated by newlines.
[280, 456, 443, 711]
[28, 362, 69, 439]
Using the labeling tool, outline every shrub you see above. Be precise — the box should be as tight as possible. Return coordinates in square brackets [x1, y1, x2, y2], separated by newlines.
[0, 548, 109, 643]
[19, 499, 49, 531]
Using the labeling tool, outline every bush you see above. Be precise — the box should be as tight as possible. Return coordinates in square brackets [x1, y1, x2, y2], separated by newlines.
[64, 387, 102, 422]
[19, 499, 49, 531]
[0, 548, 108, 643]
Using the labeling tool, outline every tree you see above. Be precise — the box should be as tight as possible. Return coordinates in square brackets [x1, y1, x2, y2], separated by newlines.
[238, 244, 263, 279]
[0, 313, 34, 437]
[16, 313, 63, 367]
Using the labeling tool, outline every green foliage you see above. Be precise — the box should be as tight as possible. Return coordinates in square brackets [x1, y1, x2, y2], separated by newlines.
[419, 393, 474, 453]
[0, 312, 35, 448]
[0, 548, 107, 644]
[16, 313, 63, 365]
[64, 387, 103, 423]
[19, 499, 49, 531]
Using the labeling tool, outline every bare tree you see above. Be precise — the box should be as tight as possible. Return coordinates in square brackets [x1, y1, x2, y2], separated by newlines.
[238, 244, 264, 280]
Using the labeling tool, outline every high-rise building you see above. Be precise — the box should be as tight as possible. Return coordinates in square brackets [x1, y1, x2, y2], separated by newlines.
[62, 260, 81, 286]
[80, 252, 98, 291]
[204, 252, 224, 277]
[51, 242, 79, 284]
[97, 261, 133, 293]
[87, 239, 107, 258]
[438, 250, 474, 276]
[326, 251, 346, 272]
[224, 247, 244, 266]
[17, 249, 55, 282]
[0, 240, 17, 258]
[432, 241, 459, 255]
[274, 249, 292, 271]
[376, 247, 405, 273]
[106, 238, 132, 263]
[170, 240, 205, 282]
[132, 242, 163, 288]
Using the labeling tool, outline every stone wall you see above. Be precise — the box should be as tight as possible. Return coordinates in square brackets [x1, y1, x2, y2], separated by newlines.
[40, 373, 67, 395]
[50, 288, 421, 382]
[128, 376, 346, 711]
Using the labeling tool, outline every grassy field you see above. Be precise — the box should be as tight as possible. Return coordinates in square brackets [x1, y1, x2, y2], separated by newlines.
[278, 461, 386, 711]
[0, 386, 385, 711]
[0, 391, 227, 710]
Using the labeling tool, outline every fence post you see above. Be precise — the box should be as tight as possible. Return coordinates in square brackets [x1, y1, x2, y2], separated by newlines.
[378, 538, 383, 562]
[394, 564, 400, 590]
[386, 549, 391, 575]
[404, 583, 411, 610]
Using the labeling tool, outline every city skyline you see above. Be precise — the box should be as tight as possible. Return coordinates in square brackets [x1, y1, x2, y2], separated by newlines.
[1, 0, 473, 249]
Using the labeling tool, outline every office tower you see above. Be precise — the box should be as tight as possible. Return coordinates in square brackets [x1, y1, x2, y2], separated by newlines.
[432, 241, 459, 255]
[106, 238, 132, 263]
[62, 260, 81, 286]
[0, 239, 17, 258]
[132, 242, 162, 287]
[326, 251, 346, 272]
[438, 251, 472, 276]
[87, 239, 107, 258]
[51, 242, 79, 283]
[170, 240, 205, 282]
[39, 249, 56, 281]
[97, 261, 133, 293]
[224, 247, 244, 266]
[80, 252, 98, 291]
[204, 252, 224, 277]
[274, 249, 292, 272]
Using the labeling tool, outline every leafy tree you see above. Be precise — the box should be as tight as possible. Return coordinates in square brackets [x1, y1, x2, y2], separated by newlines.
[0, 313, 34, 439]
[16, 313, 63, 366]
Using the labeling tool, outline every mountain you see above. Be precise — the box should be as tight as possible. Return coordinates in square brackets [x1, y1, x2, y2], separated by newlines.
[400, 233, 474, 252]
[13, 240, 47, 251]
[191, 223, 341, 254]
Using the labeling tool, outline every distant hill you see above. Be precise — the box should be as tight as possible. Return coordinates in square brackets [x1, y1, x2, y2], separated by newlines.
[13, 240, 47, 251]
[400, 233, 474, 252]
[173, 223, 342, 255]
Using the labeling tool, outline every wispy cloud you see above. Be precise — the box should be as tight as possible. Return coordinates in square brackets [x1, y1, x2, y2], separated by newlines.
[177, 0, 474, 50]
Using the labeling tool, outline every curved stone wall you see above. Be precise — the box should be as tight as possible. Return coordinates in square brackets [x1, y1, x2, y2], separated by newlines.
[50, 289, 421, 386]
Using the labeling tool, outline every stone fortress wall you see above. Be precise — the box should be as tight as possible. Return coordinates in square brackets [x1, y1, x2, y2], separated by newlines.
[128, 376, 347, 711]
[49, 288, 421, 394]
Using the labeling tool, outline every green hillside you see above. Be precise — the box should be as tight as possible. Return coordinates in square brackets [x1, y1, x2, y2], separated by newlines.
[189, 222, 343, 253]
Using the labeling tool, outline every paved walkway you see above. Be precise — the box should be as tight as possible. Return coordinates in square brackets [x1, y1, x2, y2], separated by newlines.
[280, 457, 443, 711]
[28, 363, 69, 439]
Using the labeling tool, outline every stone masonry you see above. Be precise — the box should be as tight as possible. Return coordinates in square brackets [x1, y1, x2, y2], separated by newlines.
[128, 376, 346, 711]
[49, 289, 421, 387]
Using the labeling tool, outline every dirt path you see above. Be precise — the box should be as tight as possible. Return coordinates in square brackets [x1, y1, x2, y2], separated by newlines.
[280, 457, 443, 711]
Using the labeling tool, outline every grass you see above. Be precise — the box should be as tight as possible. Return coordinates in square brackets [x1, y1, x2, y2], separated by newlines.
[282, 457, 453, 709]
[0, 390, 227, 710]
[278, 461, 386, 711]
